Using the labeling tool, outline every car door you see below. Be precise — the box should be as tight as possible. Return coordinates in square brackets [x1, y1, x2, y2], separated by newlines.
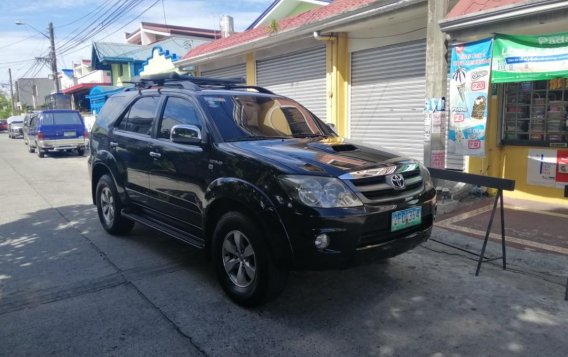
[111, 95, 161, 206]
[148, 95, 209, 237]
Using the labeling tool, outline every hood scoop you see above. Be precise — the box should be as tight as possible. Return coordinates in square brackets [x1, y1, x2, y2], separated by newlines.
[331, 144, 357, 152]
[307, 142, 358, 153]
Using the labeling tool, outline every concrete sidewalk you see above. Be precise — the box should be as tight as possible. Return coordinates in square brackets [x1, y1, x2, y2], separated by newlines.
[432, 195, 568, 301]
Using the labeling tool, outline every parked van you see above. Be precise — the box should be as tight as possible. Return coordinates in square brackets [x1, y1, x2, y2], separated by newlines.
[28, 110, 87, 158]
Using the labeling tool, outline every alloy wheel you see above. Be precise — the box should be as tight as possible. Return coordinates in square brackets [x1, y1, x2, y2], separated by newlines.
[222, 230, 256, 288]
[100, 187, 115, 226]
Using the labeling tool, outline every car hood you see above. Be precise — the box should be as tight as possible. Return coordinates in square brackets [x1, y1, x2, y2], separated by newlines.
[225, 137, 417, 176]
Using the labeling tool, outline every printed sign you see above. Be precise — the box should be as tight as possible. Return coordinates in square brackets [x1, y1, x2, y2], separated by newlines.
[492, 32, 568, 83]
[556, 150, 568, 183]
[448, 38, 492, 156]
[527, 149, 557, 187]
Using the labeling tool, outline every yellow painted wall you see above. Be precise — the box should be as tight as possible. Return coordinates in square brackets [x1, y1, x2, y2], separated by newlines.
[469, 91, 567, 203]
[326, 33, 349, 137]
[112, 63, 131, 86]
[246, 53, 256, 86]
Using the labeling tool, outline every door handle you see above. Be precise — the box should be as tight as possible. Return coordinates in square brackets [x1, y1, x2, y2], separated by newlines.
[110, 141, 118, 148]
[149, 151, 162, 159]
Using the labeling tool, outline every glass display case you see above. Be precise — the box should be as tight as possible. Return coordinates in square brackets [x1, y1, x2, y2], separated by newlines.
[502, 80, 568, 146]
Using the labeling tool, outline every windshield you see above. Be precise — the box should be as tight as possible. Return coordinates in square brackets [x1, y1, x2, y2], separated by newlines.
[199, 94, 334, 141]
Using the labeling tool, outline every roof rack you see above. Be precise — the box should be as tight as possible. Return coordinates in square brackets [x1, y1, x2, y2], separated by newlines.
[125, 73, 272, 93]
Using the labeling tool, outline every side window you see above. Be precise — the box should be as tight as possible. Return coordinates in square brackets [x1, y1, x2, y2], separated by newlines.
[117, 96, 159, 135]
[158, 97, 201, 139]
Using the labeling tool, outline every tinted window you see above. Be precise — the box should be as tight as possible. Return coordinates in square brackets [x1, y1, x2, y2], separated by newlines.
[41, 112, 83, 126]
[199, 94, 334, 141]
[97, 95, 130, 126]
[158, 97, 200, 139]
[118, 96, 159, 135]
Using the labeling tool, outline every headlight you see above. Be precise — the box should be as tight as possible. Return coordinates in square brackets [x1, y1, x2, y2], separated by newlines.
[279, 175, 363, 208]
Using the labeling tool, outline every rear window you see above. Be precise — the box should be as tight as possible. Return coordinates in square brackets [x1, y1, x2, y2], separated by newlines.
[41, 112, 83, 126]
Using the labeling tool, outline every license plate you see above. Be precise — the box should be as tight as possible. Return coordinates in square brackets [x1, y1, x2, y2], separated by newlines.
[64, 131, 76, 137]
[391, 206, 422, 232]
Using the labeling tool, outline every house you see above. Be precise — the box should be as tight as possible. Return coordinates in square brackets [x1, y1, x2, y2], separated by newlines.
[125, 22, 219, 45]
[91, 23, 219, 87]
[175, 0, 452, 167]
[61, 61, 112, 112]
[15, 78, 54, 110]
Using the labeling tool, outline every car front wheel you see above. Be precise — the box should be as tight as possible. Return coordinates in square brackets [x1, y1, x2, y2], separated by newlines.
[95, 174, 134, 235]
[213, 211, 288, 307]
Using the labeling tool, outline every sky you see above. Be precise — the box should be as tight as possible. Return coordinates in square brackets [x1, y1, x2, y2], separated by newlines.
[0, 0, 269, 93]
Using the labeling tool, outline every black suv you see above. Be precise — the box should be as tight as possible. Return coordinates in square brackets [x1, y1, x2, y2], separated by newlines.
[89, 75, 436, 306]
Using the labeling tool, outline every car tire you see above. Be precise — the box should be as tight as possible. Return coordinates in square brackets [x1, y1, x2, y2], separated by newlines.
[212, 211, 288, 307]
[95, 174, 134, 235]
[77, 148, 85, 156]
[28, 143, 35, 153]
[38, 148, 45, 158]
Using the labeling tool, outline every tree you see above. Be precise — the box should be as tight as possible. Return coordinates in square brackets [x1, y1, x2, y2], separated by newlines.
[0, 91, 13, 119]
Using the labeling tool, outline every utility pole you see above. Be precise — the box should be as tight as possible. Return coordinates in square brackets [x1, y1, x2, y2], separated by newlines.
[48, 22, 60, 93]
[424, 0, 450, 168]
[8, 68, 15, 114]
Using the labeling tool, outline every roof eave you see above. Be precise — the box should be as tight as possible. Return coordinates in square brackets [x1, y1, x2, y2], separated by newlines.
[439, 0, 568, 33]
[176, 0, 424, 67]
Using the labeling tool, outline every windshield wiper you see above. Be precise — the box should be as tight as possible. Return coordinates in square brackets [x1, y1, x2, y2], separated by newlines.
[292, 133, 327, 138]
[228, 136, 290, 142]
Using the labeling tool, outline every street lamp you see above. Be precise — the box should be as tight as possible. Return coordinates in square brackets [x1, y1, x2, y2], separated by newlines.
[16, 20, 60, 93]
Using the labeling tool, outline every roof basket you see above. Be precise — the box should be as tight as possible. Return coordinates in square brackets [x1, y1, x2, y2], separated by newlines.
[126, 73, 273, 94]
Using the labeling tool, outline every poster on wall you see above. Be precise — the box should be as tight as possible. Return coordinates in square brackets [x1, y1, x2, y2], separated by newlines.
[556, 149, 568, 184]
[448, 38, 493, 156]
[527, 149, 557, 187]
[492, 32, 568, 83]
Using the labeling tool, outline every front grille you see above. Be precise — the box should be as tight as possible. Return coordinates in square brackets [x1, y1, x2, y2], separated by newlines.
[347, 168, 424, 202]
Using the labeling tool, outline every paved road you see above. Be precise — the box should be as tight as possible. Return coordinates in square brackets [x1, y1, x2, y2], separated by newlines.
[1, 132, 567, 357]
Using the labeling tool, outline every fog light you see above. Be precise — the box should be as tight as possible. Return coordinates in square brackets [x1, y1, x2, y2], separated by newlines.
[314, 233, 330, 249]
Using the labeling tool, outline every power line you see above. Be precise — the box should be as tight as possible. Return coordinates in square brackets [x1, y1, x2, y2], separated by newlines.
[57, 0, 116, 28]
[57, 0, 143, 54]
[58, 0, 161, 57]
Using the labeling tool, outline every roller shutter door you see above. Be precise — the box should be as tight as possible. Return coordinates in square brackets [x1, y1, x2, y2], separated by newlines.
[257, 47, 326, 121]
[202, 63, 246, 80]
[350, 40, 426, 161]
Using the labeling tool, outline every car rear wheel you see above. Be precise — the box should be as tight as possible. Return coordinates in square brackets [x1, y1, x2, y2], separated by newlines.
[37, 148, 45, 158]
[96, 174, 134, 235]
[77, 148, 85, 156]
[212, 211, 288, 307]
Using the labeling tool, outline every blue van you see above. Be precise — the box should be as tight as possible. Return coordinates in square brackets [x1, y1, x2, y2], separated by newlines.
[28, 110, 87, 158]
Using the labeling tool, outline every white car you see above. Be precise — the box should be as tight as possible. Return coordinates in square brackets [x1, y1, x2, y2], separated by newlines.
[7, 115, 25, 139]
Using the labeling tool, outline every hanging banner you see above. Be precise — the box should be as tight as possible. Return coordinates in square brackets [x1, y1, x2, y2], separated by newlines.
[492, 32, 568, 83]
[448, 38, 492, 156]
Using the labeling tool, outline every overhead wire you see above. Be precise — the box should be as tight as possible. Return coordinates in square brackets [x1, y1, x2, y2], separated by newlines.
[58, 0, 161, 57]
[56, 0, 143, 54]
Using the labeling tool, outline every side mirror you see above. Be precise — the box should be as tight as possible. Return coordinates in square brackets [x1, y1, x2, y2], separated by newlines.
[326, 122, 337, 134]
[170, 124, 202, 145]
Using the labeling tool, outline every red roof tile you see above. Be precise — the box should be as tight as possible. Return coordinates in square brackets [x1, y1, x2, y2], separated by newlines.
[182, 0, 378, 60]
[445, 0, 530, 20]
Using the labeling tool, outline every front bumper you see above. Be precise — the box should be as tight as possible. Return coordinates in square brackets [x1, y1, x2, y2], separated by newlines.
[10, 129, 23, 138]
[38, 138, 85, 151]
[280, 189, 436, 270]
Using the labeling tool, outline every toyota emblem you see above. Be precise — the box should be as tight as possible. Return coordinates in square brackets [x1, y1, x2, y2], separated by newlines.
[387, 174, 406, 190]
